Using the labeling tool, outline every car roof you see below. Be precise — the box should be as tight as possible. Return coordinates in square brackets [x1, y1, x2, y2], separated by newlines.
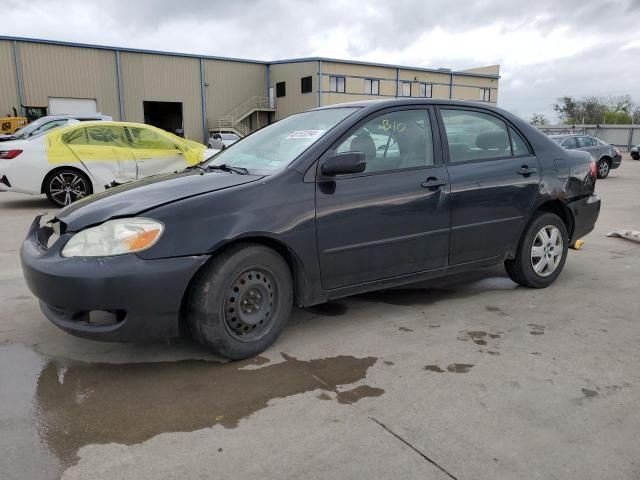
[39, 114, 111, 120]
[314, 98, 498, 112]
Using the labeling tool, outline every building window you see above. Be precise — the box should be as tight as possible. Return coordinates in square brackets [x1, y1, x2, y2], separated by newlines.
[418, 83, 432, 98]
[400, 81, 411, 97]
[276, 82, 286, 98]
[364, 79, 379, 95]
[301, 76, 313, 94]
[329, 76, 346, 93]
[480, 88, 491, 102]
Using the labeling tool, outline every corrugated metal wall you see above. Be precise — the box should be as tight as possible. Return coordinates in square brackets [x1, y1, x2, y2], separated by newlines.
[270, 62, 318, 120]
[120, 52, 202, 140]
[18, 41, 120, 118]
[203, 59, 266, 130]
[0, 41, 19, 117]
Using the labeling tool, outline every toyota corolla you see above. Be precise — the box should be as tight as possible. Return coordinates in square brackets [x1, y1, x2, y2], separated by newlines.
[21, 99, 601, 360]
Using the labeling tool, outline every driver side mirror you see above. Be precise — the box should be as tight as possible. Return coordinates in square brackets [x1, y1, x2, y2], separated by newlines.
[321, 152, 366, 176]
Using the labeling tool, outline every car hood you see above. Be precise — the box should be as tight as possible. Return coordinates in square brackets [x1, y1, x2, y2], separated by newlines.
[56, 169, 264, 231]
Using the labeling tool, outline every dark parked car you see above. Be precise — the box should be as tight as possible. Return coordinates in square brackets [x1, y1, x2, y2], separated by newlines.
[549, 134, 621, 178]
[21, 99, 601, 360]
[631, 145, 639, 160]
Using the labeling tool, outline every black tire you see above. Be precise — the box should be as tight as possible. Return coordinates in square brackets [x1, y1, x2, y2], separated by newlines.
[631, 153, 639, 161]
[44, 168, 93, 208]
[187, 243, 293, 360]
[505, 212, 569, 288]
[597, 158, 610, 179]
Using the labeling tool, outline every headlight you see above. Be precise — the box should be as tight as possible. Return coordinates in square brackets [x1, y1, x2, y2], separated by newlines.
[61, 218, 164, 258]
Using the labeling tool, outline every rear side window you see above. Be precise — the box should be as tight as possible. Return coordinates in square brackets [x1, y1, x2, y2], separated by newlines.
[561, 137, 579, 149]
[578, 136, 595, 147]
[510, 127, 530, 156]
[86, 126, 130, 148]
[336, 109, 434, 173]
[441, 109, 511, 163]
[62, 127, 89, 145]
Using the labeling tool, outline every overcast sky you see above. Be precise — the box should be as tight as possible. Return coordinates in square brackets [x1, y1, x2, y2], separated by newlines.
[4, 0, 640, 121]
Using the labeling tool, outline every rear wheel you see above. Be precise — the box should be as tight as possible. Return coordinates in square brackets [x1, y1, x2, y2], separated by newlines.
[597, 158, 610, 179]
[44, 169, 92, 207]
[187, 244, 293, 360]
[631, 153, 639, 161]
[505, 212, 569, 288]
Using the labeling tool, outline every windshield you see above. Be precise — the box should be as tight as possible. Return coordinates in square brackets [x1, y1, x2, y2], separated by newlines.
[205, 108, 359, 173]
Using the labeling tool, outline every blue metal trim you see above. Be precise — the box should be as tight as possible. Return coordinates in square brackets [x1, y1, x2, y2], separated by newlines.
[199, 58, 208, 143]
[0, 36, 500, 79]
[12, 40, 25, 116]
[396, 68, 399, 98]
[317, 60, 322, 107]
[115, 50, 125, 121]
[449, 73, 453, 99]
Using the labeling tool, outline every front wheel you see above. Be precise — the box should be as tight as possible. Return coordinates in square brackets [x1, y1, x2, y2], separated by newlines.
[187, 244, 293, 360]
[44, 169, 92, 207]
[631, 153, 639, 161]
[505, 212, 569, 288]
[597, 158, 610, 179]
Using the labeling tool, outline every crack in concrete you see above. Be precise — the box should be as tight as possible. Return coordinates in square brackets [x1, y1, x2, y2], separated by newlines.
[311, 374, 458, 480]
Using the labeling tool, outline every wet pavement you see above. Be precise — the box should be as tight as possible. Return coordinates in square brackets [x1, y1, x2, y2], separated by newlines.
[1, 156, 640, 479]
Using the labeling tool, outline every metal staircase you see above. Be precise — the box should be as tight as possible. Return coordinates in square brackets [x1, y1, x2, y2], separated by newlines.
[214, 96, 275, 137]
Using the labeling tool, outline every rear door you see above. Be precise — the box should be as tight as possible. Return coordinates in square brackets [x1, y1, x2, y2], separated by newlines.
[64, 125, 137, 185]
[577, 136, 599, 159]
[127, 126, 188, 178]
[438, 107, 541, 265]
[315, 107, 450, 289]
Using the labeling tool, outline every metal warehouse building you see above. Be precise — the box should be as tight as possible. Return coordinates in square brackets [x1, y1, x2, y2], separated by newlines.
[0, 36, 500, 143]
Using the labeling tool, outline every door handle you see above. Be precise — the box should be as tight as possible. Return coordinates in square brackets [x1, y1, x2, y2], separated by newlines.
[421, 178, 447, 188]
[517, 166, 538, 176]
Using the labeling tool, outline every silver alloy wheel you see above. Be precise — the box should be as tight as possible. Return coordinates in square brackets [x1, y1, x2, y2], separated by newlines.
[598, 160, 609, 177]
[49, 173, 88, 206]
[530, 225, 563, 277]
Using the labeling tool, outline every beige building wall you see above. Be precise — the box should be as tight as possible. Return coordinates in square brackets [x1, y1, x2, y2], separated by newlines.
[270, 61, 318, 120]
[203, 59, 266, 129]
[120, 51, 202, 140]
[0, 41, 19, 117]
[18, 41, 120, 118]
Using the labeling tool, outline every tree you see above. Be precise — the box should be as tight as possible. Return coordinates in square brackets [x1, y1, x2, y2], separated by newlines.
[554, 95, 636, 124]
[530, 113, 550, 126]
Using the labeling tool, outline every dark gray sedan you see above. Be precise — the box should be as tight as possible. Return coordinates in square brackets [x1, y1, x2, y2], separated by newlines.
[549, 134, 621, 178]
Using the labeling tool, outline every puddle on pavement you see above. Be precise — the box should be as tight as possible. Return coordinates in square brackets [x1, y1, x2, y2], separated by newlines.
[0, 343, 381, 478]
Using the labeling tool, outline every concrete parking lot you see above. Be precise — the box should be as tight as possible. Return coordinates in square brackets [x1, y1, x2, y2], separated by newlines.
[1, 155, 639, 480]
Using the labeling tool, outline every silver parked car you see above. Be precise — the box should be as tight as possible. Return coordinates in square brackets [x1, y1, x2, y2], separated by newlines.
[0, 114, 113, 143]
[549, 134, 622, 179]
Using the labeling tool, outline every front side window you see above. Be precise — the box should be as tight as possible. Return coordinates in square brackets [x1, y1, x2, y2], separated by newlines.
[418, 83, 432, 98]
[329, 76, 346, 93]
[400, 81, 411, 97]
[441, 109, 511, 163]
[128, 127, 176, 150]
[206, 107, 358, 174]
[364, 79, 379, 95]
[335, 109, 434, 173]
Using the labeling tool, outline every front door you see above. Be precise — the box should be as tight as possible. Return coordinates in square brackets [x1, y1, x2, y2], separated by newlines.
[127, 126, 188, 178]
[439, 107, 541, 265]
[316, 107, 450, 290]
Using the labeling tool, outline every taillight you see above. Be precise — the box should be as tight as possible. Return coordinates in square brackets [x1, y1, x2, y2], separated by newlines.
[0, 149, 22, 160]
[589, 160, 597, 179]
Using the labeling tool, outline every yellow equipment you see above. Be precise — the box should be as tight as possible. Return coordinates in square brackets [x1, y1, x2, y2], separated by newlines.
[0, 116, 28, 135]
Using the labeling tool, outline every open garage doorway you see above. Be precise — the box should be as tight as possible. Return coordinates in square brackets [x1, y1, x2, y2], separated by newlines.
[143, 101, 184, 137]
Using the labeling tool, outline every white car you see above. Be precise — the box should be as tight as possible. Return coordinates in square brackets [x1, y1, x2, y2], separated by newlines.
[0, 121, 217, 207]
[208, 132, 241, 149]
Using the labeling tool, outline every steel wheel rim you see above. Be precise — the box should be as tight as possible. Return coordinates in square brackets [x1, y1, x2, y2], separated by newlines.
[223, 269, 276, 341]
[49, 173, 87, 206]
[530, 225, 563, 277]
[598, 161, 609, 177]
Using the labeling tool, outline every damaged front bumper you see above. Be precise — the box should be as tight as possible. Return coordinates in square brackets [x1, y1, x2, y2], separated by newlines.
[20, 215, 210, 343]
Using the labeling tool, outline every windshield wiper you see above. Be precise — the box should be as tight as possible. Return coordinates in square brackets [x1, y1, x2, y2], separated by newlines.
[206, 163, 250, 175]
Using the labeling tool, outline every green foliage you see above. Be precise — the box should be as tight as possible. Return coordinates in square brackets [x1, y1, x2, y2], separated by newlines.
[554, 95, 638, 124]
[530, 113, 550, 126]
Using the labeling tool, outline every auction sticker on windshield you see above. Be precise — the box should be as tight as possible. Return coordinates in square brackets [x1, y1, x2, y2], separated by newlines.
[286, 130, 325, 140]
